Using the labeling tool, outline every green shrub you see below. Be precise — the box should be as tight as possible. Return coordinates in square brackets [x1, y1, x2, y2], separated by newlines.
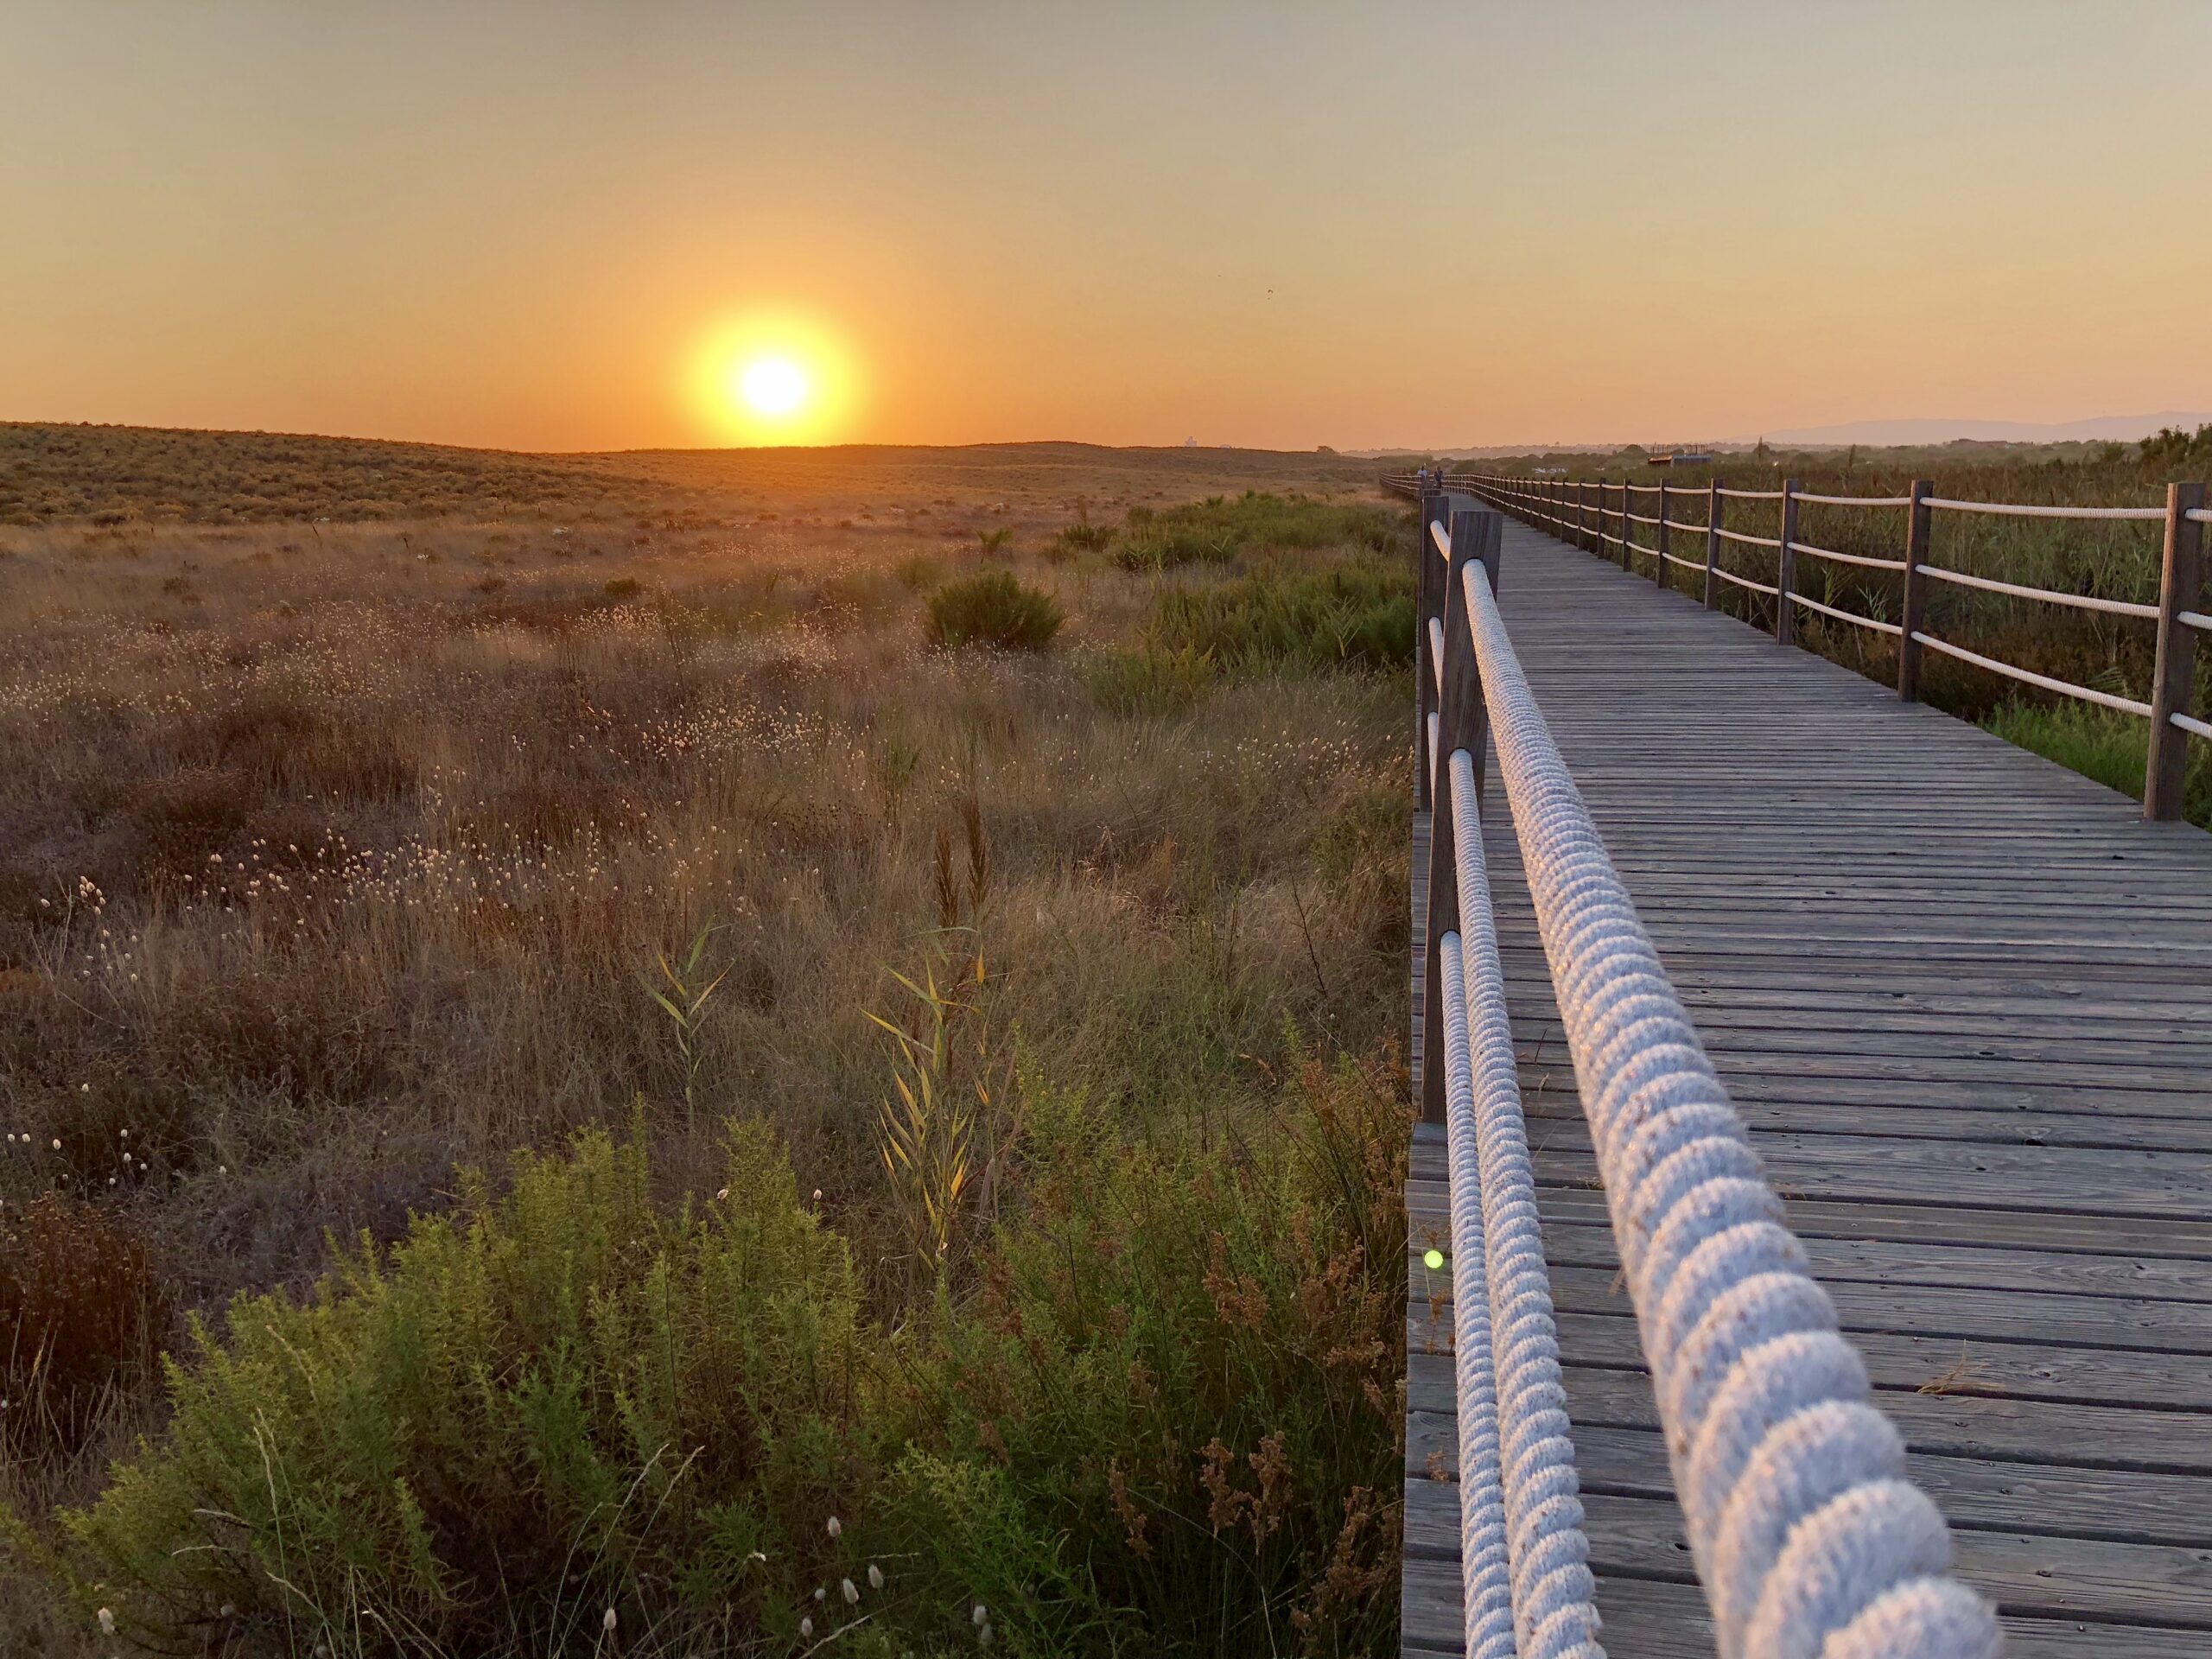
[50, 1122, 895, 1655]
[1112, 528, 1239, 573]
[925, 571, 1064, 651]
[1149, 563, 1414, 674]
[1058, 521, 1116, 552]
[907, 1056, 1407, 1656]
[28, 1056, 1413, 1657]
[1082, 643, 1216, 716]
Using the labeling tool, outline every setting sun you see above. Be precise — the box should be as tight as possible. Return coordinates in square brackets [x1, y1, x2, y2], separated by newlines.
[737, 355, 808, 418]
[685, 311, 856, 445]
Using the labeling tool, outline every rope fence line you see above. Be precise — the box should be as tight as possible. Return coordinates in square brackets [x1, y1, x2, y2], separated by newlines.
[1401, 487, 2002, 1658]
[1394, 468, 2211, 823]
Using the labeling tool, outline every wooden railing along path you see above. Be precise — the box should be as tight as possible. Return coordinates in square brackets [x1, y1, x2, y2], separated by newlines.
[1427, 467, 2211, 819]
[1382, 476, 2212, 1658]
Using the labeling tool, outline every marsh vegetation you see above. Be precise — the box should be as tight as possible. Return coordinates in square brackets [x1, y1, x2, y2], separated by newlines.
[0, 439, 1414, 1657]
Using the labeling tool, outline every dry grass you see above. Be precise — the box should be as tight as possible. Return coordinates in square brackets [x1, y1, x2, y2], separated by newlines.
[0, 442, 1412, 1651]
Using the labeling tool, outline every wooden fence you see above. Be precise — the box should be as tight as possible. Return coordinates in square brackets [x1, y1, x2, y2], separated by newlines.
[1391, 470, 2211, 821]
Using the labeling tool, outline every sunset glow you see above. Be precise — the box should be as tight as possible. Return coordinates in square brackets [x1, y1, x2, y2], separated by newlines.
[4, 6, 2210, 450]
[686, 312, 856, 444]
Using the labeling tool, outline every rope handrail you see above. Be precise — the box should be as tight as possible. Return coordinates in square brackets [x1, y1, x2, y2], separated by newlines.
[1455, 561, 1999, 1659]
[1440, 742, 1603, 1657]
[1792, 491, 1913, 506]
[1789, 591, 1904, 636]
[2181, 609, 2212, 632]
[1662, 517, 1706, 535]
[1789, 539, 1904, 572]
[1716, 487, 1784, 499]
[2191, 508, 2212, 524]
[1714, 565, 1779, 596]
[1714, 526, 1780, 549]
[2174, 709, 2212, 740]
[1918, 563, 2160, 620]
[1923, 497, 2166, 522]
[1910, 630, 2154, 716]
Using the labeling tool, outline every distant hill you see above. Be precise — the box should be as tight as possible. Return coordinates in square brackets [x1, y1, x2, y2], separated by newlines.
[1755, 411, 2212, 448]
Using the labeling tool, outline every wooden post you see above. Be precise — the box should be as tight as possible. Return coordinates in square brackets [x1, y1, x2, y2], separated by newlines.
[2146, 480, 2208, 820]
[1421, 506, 1502, 1122]
[1583, 480, 1596, 552]
[1618, 482, 1630, 570]
[1775, 478, 1801, 645]
[1654, 479, 1669, 588]
[1897, 479, 1935, 701]
[1702, 480, 1721, 609]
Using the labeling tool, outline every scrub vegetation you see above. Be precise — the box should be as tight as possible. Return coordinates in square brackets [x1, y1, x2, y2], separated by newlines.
[0, 437, 1414, 1657]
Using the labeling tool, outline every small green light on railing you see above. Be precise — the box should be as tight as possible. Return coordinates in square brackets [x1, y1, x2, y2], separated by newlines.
[1422, 1249, 1446, 1272]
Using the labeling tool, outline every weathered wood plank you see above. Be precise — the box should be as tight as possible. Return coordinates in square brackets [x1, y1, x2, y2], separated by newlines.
[1401, 511, 2212, 1650]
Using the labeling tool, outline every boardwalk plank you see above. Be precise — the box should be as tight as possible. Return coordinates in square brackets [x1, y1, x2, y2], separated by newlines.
[1400, 508, 2212, 1655]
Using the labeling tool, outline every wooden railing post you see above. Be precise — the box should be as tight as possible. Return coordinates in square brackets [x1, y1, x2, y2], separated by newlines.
[1421, 505, 1503, 1123]
[1617, 482, 1630, 571]
[1897, 479, 1935, 701]
[1775, 478, 1801, 645]
[2146, 480, 2208, 820]
[1702, 480, 1721, 609]
[1653, 479, 1669, 588]
[1582, 479, 1596, 552]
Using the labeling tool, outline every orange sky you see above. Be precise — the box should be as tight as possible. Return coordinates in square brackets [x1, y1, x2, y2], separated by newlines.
[5, 3, 2209, 453]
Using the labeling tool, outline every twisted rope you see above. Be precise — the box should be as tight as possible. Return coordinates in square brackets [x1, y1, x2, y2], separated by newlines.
[1436, 931, 1516, 1659]
[1445, 747, 1604, 1658]
[1457, 559, 2002, 1659]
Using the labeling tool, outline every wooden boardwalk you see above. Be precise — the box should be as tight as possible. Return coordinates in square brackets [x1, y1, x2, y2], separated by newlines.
[1402, 516, 2212, 1656]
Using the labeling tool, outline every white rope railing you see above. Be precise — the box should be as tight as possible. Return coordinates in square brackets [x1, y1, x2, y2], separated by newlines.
[1789, 540, 1904, 573]
[1435, 928, 1519, 1659]
[1919, 563, 2159, 620]
[1910, 631, 2154, 717]
[1924, 498, 2165, 521]
[1443, 744, 1603, 1659]
[1457, 560, 2002, 1659]
[1790, 591, 1903, 636]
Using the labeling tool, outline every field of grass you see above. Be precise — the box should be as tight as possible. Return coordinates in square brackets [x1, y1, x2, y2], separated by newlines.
[0, 434, 1415, 1656]
[1427, 429, 2212, 824]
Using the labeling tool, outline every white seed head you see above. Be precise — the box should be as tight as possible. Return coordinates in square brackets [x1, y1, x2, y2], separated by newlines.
[973, 1604, 988, 1626]
[868, 1563, 884, 1590]
[602, 1606, 617, 1633]
[825, 1515, 841, 1539]
[799, 1616, 814, 1639]
[841, 1578, 858, 1605]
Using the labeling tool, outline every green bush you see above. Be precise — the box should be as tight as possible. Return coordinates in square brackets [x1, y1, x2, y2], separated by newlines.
[1108, 494, 1399, 574]
[1082, 642, 1216, 716]
[28, 1058, 1411, 1657]
[1149, 563, 1414, 675]
[48, 1123, 895, 1655]
[925, 571, 1064, 651]
[906, 1058, 1408, 1656]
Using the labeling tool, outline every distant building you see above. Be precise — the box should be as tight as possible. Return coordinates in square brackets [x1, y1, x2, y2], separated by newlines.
[1648, 451, 1714, 467]
[1183, 436, 1198, 448]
